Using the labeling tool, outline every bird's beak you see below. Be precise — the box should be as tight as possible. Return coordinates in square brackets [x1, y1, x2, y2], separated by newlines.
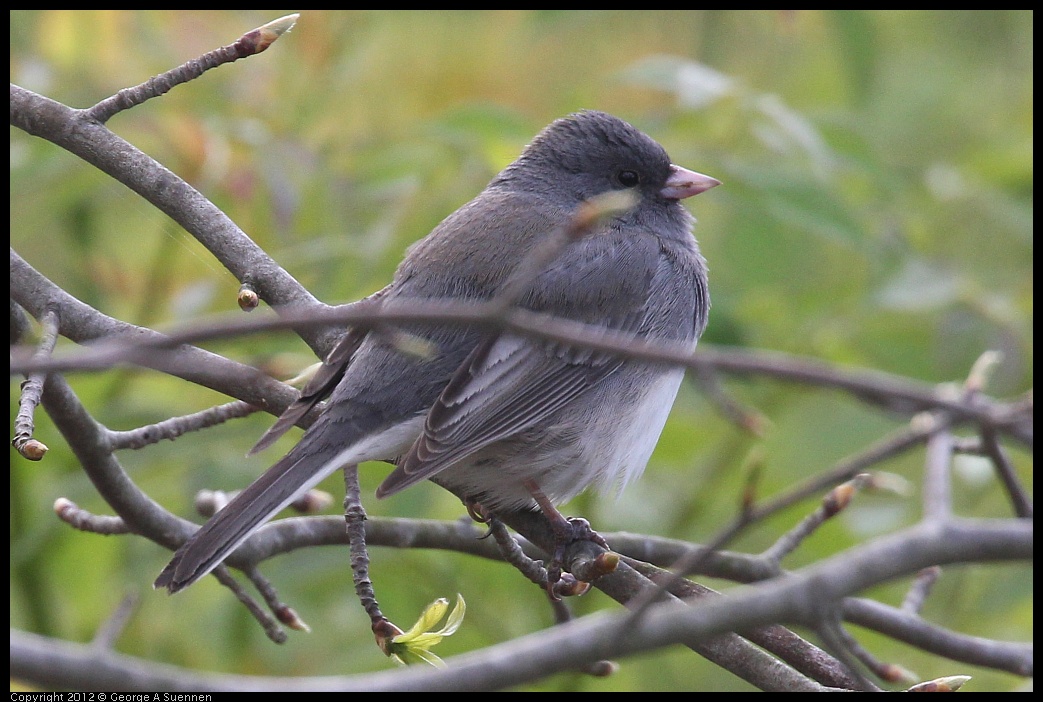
[661, 165, 721, 200]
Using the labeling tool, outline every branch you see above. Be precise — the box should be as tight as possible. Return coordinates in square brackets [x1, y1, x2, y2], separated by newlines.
[10, 79, 336, 357]
[11, 292, 1032, 445]
[11, 518, 1030, 691]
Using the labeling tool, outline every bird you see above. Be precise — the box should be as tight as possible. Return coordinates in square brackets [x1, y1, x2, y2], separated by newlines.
[155, 110, 719, 593]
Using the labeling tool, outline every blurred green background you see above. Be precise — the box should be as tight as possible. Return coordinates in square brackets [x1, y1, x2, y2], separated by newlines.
[10, 10, 1032, 691]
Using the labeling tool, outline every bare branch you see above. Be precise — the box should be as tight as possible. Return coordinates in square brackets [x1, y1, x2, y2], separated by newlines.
[87, 14, 299, 123]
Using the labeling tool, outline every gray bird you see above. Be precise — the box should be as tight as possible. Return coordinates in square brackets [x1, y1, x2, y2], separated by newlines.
[155, 110, 718, 593]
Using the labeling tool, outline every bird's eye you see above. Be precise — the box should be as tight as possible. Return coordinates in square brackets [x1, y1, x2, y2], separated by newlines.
[617, 169, 640, 188]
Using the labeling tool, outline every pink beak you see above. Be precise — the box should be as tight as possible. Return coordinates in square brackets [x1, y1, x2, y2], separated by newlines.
[661, 165, 721, 200]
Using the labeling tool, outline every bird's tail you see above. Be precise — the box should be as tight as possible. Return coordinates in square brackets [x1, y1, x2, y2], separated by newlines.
[154, 440, 343, 593]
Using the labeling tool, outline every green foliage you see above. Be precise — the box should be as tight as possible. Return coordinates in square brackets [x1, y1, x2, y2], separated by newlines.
[10, 10, 1032, 691]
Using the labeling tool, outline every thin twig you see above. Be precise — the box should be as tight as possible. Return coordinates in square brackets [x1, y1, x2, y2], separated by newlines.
[107, 400, 262, 450]
[88, 14, 299, 123]
[12, 303, 60, 459]
[979, 426, 1033, 518]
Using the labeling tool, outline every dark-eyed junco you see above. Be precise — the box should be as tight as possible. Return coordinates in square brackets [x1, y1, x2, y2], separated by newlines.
[155, 110, 718, 593]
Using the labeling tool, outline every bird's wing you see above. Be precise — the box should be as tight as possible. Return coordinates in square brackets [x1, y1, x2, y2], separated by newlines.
[377, 231, 668, 498]
[248, 285, 391, 455]
[376, 330, 624, 498]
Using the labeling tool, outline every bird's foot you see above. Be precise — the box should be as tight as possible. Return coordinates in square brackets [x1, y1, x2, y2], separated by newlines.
[544, 516, 609, 599]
